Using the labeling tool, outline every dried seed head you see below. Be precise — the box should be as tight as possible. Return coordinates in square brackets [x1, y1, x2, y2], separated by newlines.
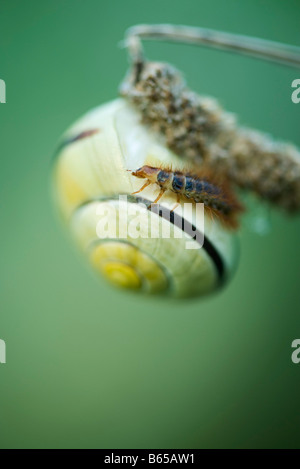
[220, 129, 300, 212]
[120, 61, 236, 164]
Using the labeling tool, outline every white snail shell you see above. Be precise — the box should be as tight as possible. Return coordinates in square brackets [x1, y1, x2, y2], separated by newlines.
[53, 99, 239, 297]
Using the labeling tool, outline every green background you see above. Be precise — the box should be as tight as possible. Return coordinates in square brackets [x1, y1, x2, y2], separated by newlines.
[0, 0, 299, 449]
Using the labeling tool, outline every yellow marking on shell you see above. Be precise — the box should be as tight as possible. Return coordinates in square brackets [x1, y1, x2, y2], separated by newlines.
[102, 262, 142, 290]
[90, 242, 168, 293]
[54, 156, 87, 218]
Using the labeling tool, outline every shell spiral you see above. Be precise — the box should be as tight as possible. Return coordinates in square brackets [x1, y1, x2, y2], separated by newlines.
[53, 99, 239, 298]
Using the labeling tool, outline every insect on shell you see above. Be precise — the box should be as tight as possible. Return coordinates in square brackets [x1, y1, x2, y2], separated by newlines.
[52, 99, 240, 298]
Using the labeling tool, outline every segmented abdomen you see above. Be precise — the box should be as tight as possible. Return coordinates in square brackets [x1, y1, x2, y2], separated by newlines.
[156, 169, 242, 227]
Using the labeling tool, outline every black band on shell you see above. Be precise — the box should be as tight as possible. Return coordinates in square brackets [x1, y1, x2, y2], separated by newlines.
[137, 197, 225, 284]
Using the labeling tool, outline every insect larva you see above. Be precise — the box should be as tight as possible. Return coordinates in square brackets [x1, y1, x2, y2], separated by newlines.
[131, 165, 244, 228]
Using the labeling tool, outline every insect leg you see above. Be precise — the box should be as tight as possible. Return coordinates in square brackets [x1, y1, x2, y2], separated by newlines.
[171, 193, 181, 212]
[132, 180, 151, 194]
[153, 189, 166, 204]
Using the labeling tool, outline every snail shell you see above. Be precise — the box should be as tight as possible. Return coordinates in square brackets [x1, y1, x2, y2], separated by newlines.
[53, 99, 239, 298]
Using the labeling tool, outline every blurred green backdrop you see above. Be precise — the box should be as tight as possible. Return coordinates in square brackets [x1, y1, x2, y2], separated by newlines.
[0, 0, 299, 449]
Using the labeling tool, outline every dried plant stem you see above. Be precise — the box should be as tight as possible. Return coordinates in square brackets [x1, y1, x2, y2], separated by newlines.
[125, 24, 300, 69]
